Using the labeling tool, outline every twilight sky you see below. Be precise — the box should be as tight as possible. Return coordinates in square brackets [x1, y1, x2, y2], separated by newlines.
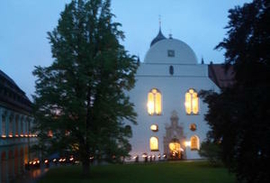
[0, 0, 251, 100]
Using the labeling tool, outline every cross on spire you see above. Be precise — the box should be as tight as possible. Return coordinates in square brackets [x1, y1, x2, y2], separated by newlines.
[159, 15, 161, 30]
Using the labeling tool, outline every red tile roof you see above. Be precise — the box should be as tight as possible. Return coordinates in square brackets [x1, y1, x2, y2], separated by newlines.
[208, 64, 235, 88]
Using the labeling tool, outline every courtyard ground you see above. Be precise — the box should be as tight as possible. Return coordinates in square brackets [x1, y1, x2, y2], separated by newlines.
[37, 161, 236, 183]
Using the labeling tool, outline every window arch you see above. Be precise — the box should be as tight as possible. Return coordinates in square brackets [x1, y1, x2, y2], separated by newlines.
[185, 89, 199, 114]
[150, 136, 159, 151]
[147, 88, 162, 115]
[190, 135, 200, 150]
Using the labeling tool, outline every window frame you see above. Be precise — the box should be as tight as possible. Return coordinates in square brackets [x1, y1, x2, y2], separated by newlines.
[150, 136, 159, 151]
[147, 88, 162, 116]
[185, 88, 199, 115]
[190, 135, 200, 151]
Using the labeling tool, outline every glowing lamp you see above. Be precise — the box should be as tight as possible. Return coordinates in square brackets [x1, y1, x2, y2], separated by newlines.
[150, 124, 158, 132]
[185, 141, 191, 147]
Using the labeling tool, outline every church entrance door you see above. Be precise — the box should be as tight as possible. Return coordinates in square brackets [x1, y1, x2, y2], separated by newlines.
[168, 138, 182, 159]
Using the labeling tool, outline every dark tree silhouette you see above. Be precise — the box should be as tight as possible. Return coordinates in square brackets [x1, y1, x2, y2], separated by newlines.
[33, 0, 138, 176]
[201, 0, 270, 182]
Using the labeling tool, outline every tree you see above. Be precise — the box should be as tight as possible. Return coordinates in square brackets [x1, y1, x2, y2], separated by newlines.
[198, 141, 222, 166]
[32, 0, 138, 176]
[201, 0, 270, 182]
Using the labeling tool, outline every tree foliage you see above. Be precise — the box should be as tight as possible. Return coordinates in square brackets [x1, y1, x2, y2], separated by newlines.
[201, 0, 270, 182]
[32, 0, 138, 175]
[198, 141, 222, 167]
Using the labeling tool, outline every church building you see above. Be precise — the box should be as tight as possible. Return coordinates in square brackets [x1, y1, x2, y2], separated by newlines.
[126, 27, 233, 161]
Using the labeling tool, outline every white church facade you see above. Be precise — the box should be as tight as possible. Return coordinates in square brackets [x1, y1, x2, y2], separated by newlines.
[125, 28, 229, 161]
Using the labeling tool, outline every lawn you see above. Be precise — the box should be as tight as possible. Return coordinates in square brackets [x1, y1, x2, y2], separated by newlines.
[38, 161, 236, 183]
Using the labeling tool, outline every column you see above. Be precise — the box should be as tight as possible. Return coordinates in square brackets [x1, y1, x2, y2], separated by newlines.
[0, 107, 2, 137]
[26, 117, 29, 135]
[15, 114, 19, 137]
[12, 113, 16, 137]
[22, 115, 26, 135]
[18, 115, 22, 137]
[29, 118, 33, 135]
[5, 110, 10, 138]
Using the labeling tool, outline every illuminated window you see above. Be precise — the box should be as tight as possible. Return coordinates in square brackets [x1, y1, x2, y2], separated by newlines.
[185, 89, 199, 114]
[190, 135, 200, 150]
[150, 136, 159, 151]
[147, 88, 162, 115]
[189, 123, 197, 131]
[150, 124, 158, 132]
[65, 130, 70, 136]
[48, 130, 53, 138]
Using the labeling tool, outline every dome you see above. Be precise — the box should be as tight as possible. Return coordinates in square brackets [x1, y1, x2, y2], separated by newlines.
[150, 28, 166, 47]
[144, 37, 198, 64]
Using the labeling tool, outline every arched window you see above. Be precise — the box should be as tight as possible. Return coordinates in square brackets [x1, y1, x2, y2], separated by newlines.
[1, 115, 6, 137]
[147, 88, 162, 115]
[190, 135, 200, 150]
[185, 89, 199, 114]
[150, 136, 159, 151]
[9, 115, 13, 137]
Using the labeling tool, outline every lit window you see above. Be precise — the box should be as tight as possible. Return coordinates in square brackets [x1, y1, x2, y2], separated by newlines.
[147, 88, 162, 115]
[48, 130, 53, 138]
[150, 136, 159, 151]
[65, 130, 70, 136]
[190, 135, 200, 150]
[150, 124, 158, 132]
[185, 89, 199, 114]
[189, 123, 197, 131]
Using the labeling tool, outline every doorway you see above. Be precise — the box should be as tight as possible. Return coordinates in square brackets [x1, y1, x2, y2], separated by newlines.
[169, 138, 182, 159]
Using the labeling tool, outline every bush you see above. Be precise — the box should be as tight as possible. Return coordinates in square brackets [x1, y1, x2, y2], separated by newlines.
[199, 141, 222, 166]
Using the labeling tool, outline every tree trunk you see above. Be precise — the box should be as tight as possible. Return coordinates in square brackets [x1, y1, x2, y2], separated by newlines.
[82, 159, 90, 177]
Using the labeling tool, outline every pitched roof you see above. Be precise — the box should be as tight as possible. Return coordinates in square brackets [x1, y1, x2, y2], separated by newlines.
[208, 64, 235, 88]
[0, 69, 32, 114]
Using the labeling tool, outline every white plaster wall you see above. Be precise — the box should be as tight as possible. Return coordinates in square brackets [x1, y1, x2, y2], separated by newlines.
[125, 63, 219, 160]
[144, 39, 198, 64]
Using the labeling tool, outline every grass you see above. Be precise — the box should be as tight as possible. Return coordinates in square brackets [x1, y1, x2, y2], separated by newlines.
[38, 161, 236, 183]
